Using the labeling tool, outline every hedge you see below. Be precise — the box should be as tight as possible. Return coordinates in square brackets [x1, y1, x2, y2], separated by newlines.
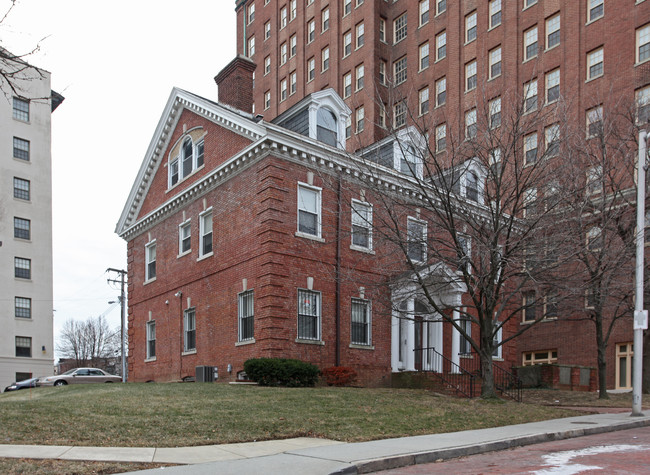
[243, 358, 320, 387]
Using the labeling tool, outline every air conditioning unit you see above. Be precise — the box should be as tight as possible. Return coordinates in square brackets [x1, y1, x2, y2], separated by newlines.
[196, 365, 214, 382]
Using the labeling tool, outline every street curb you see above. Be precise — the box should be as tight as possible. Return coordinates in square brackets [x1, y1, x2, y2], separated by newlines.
[332, 417, 650, 474]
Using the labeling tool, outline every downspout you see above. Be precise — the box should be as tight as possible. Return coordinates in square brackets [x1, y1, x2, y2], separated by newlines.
[177, 291, 183, 380]
[335, 177, 342, 367]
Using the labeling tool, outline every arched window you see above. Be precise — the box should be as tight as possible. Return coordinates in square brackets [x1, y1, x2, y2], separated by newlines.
[182, 137, 194, 177]
[317, 108, 338, 147]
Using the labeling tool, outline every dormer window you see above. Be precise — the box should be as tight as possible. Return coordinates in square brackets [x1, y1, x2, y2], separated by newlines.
[466, 171, 479, 202]
[317, 108, 338, 147]
[460, 162, 486, 204]
[168, 132, 205, 188]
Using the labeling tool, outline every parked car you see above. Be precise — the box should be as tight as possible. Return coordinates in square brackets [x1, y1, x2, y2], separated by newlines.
[3, 377, 39, 392]
[38, 368, 121, 386]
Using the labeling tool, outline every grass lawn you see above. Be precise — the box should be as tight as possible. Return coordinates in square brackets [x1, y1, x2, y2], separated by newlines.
[0, 383, 583, 448]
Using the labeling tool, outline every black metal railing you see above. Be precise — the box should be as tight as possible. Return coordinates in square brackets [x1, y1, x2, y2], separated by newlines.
[455, 351, 522, 402]
[413, 347, 477, 398]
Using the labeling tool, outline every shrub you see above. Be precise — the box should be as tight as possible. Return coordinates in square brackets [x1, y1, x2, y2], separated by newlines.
[321, 366, 358, 386]
[243, 358, 320, 387]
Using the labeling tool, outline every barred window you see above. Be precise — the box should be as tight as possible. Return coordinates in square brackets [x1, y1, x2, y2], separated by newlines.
[298, 289, 321, 340]
[238, 290, 254, 341]
[351, 298, 371, 345]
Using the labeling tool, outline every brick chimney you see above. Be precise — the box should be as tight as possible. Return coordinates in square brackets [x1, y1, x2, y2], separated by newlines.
[215, 55, 257, 113]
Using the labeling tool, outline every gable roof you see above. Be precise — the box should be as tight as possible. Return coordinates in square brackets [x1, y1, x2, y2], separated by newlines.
[115, 87, 265, 236]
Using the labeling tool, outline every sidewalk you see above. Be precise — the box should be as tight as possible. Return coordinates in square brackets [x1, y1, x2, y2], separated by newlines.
[2, 412, 649, 474]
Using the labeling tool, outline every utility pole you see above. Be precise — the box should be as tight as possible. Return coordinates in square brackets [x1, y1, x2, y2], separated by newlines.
[633, 130, 648, 416]
[107, 268, 127, 383]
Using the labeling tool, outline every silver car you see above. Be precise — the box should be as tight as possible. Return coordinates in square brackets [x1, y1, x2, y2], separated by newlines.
[38, 368, 121, 386]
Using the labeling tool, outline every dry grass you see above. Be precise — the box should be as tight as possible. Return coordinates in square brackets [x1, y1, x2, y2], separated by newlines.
[522, 388, 650, 408]
[0, 459, 174, 475]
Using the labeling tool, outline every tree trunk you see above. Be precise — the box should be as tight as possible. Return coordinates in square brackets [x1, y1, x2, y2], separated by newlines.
[597, 340, 609, 399]
[480, 351, 498, 399]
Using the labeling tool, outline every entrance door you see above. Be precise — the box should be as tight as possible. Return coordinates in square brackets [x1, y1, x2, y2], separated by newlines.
[616, 342, 633, 389]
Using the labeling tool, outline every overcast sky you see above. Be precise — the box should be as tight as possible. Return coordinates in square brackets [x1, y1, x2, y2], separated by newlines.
[1, 0, 237, 350]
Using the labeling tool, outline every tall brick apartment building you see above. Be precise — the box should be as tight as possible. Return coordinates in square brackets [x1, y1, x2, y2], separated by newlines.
[117, 0, 650, 389]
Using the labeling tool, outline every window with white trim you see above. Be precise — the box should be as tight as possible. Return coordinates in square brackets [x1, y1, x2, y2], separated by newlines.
[264, 90, 271, 109]
[322, 46, 330, 71]
[238, 290, 254, 341]
[465, 108, 477, 139]
[489, 0, 501, 29]
[419, 0, 429, 26]
[465, 60, 477, 91]
[343, 31, 352, 57]
[524, 0, 537, 8]
[145, 241, 156, 281]
[322, 7, 329, 31]
[546, 14, 560, 49]
[379, 17, 386, 42]
[394, 13, 407, 44]
[586, 166, 603, 196]
[356, 22, 365, 48]
[280, 78, 288, 102]
[344, 0, 352, 16]
[290, 0, 296, 20]
[524, 26, 538, 61]
[199, 210, 213, 257]
[407, 218, 427, 263]
[356, 64, 364, 90]
[356, 106, 365, 132]
[248, 36, 255, 56]
[586, 106, 603, 138]
[436, 0, 446, 14]
[343, 73, 352, 98]
[290, 35, 297, 57]
[588, 0, 603, 22]
[636, 86, 650, 124]
[545, 124, 560, 157]
[419, 42, 429, 70]
[466, 11, 477, 43]
[524, 79, 538, 113]
[308, 19, 315, 43]
[489, 46, 502, 79]
[351, 298, 371, 345]
[264, 56, 271, 75]
[394, 101, 407, 128]
[419, 87, 429, 115]
[524, 133, 538, 164]
[297, 184, 321, 237]
[146, 320, 156, 359]
[280, 5, 288, 28]
[523, 349, 557, 366]
[587, 47, 603, 80]
[638, 24, 650, 64]
[351, 200, 372, 250]
[183, 308, 196, 352]
[265, 21, 271, 40]
[248, 3, 255, 23]
[459, 314, 472, 354]
[489, 97, 501, 129]
[298, 289, 321, 340]
[280, 42, 287, 64]
[169, 137, 204, 188]
[307, 57, 315, 81]
[435, 124, 446, 152]
[436, 31, 446, 61]
[522, 291, 537, 322]
[394, 56, 407, 85]
[290, 71, 297, 95]
[458, 234, 472, 272]
[179, 221, 191, 255]
[546, 68, 560, 103]
[435, 77, 446, 106]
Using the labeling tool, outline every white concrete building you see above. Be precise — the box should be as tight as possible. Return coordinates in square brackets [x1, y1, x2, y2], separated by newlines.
[0, 50, 63, 389]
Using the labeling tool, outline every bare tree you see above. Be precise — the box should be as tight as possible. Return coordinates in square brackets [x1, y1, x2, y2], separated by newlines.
[57, 316, 121, 372]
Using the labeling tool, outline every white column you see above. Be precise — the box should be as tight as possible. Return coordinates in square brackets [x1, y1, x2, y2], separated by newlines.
[451, 309, 460, 372]
[391, 309, 400, 372]
[406, 299, 415, 371]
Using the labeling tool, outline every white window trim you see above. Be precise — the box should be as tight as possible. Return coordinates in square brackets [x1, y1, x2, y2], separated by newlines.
[350, 199, 374, 252]
[407, 216, 427, 263]
[350, 298, 372, 346]
[296, 183, 324, 241]
[145, 320, 156, 361]
[198, 208, 214, 260]
[145, 240, 157, 283]
[178, 220, 191, 257]
[296, 289, 323, 343]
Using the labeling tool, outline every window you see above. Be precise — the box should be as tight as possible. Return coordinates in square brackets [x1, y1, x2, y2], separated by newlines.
[344, 0, 352, 16]
[586, 166, 603, 195]
[183, 309, 196, 352]
[170, 137, 204, 187]
[351, 200, 372, 249]
[407, 218, 427, 263]
[544, 291, 558, 319]
[14, 217, 30, 240]
[524, 79, 538, 113]
[465, 108, 477, 139]
[264, 56, 271, 75]
[322, 46, 330, 71]
[401, 146, 419, 178]
[13, 177, 30, 200]
[356, 22, 365, 48]
[435, 77, 446, 106]
[13, 137, 30, 161]
[419, 87, 429, 115]
[524, 26, 538, 61]
[322, 7, 329, 31]
[379, 60, 387, 85]
[489, 47, 502, 79]
[419, 0, 429, 25]
[545, 124, 560, 156]
[523, 350, 558, 366]
[394, 13, 407, 44]
[459, 315, 472, 354]
[465, 171, 480, 202]
[15, 297, 31, 318]
[587, 48, 604, 80]
[265, 21, 271, 40]
[248, 3, 255, 23]
[145, 241, 156, 281]
[264, 90, 271, 109]
[546, 69, 560, 103]
[394, 101, 407, 128]
[436, 0, 446, 15]
[587, 227, 603, 251]
[15, 257, 31, 279]
[290, 71, 297, 95]
[248, 36, 255, 56]
[280, 5, 288, 28]
[15, 336, 31, 358]
[181, 138, 193, 177]
[522, 291, 537, 322]
[198, 210, 214, 258]
[524, 0, 537, 8]
[465, 60, 477, 91]
[379, 18, 386, 42]
[637, 86, 650, 124]
[308, 57, 315, 81]
[458, 234, 472, 272]
[290, 0, 297, 19]
[490, 148, 502, 176]
[290, 35, 297, 57]
[638, 25, 650, 64]
[588, 0, 603, 23]
[343, 73, 352, 98]
[586, 106, 603, 138]
[546, 14, 560, 49]
[179, 221, 191, 255]
[524, 187, 537, 217]
[356, 64, 364, 90]
[356, 106, 365, 132]
[317, 107, 338, 147]
[308, 19, 315, 42]
[345, 116, 352, 139]
[280, 78, 288, 102]
[394, 56, 407, 85]
[436, 31, 446, 61]
[435, 124, 446, 152]
[524, 133, 538, 164]
[297, 184, 321, 237]
[419, 43, 429, 70]
[280, 42, 287, 65]
[351, 298, 371, 345]
[13, 97, 29, 121]
[298, 289, 321, 340]
[378, 104, 387, 129]
[146, 321, 156, 359]
[490, 0, 501, 29]
[489, 97, 501, 129]
[238, 290, 255, 341]
[466, 12, 477, 43]
[343, 31, 352, 57]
